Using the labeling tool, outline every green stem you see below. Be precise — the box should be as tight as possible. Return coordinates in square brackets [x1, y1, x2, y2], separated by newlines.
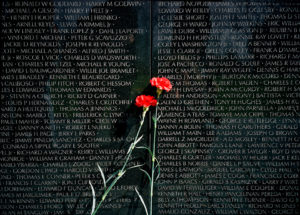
[92, 112, 146, 215]
[150, 99, 159, 215]
[120, 114, 145, 173]
[92, 171, 124, 215]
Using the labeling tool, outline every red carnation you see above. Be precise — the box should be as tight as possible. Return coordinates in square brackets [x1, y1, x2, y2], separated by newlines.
[150, 77, 172, 92]
[135, 95, 157, 108]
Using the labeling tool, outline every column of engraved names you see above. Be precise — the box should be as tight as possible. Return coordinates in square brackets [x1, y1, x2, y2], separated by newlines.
[208, 1, 300, 118]
[1, 1, 64, 214]
[48, 0, 148, 212]
[206, 2, 300, 215]
[0, 0, 148, 214]
[156, 2, 215, 214]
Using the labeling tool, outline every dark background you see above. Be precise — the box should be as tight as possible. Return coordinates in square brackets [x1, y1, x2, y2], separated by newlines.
[1, 1, 300, 215]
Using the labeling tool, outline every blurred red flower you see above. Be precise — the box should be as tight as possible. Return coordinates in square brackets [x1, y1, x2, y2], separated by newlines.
[150, 77, 172, 92]
[135, 95, 157, 108]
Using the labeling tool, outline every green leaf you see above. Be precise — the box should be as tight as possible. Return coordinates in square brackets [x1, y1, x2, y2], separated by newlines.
[97, 163, 106, 189]
[139, 168, 151, 183]
[127, 135, 144, 155]
[155, 159, 161, 181]
[136, 146, 153, 157]
[106, 170, 120, 184]
[157, 114, 161, 121]
[135, 187, 149, 215]
[91, 171, 126, 215]
[135, 135, 144, 145]
[102, 171, 125, 201]
[89, 180, 96, 215]
[127, 164, 144, 171]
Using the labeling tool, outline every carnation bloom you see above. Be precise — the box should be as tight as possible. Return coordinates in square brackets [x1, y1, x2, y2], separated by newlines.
[150, 77, 172, 95]
[135, 95, 157, 108]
